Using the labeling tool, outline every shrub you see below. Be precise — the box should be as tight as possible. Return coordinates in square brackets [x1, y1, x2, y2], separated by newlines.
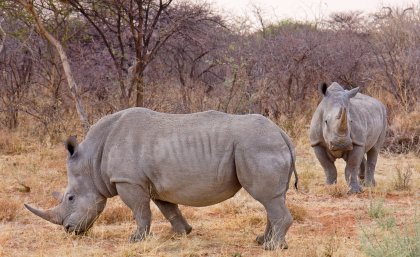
[392, 165, 413, 191]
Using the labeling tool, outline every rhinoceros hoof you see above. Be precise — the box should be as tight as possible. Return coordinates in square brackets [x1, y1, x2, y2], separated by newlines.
[263, 240, 288, 250]
[130, 231, 147, 242]
[174, 225, 192, 235]
[347, 186, 363, 194]
[256, 234, 265, 245]
[362, 180, 376, 187]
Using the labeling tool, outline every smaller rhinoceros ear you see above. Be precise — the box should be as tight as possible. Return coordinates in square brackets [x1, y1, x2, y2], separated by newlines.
[65, 136, 78, 157]
[52, 191, 63, 202]
[347, 87, 359, 98]
[319, 83, 328, 96]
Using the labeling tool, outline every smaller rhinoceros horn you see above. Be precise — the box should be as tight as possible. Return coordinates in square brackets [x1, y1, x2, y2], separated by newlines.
[24, 204, 62, 225]
[338, 107, 348, 134]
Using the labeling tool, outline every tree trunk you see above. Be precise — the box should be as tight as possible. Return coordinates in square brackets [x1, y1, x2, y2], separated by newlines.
[0, 18, 5, 54]
[18, 0, 90, 134]
[135, 73, 144, 107]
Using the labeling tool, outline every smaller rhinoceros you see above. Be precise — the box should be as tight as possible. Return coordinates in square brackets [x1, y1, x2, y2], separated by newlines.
[24, 108, 298, 250]
[309, 82, 387, 193]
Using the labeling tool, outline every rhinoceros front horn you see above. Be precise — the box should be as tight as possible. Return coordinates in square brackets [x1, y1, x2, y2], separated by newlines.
[24, 204, 63, 225]
[338, 107, 348, 135]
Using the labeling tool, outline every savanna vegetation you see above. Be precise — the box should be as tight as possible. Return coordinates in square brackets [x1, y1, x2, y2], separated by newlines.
[0, 1, 419, 256]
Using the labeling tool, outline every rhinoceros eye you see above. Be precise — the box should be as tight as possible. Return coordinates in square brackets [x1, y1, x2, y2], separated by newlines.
[68, 195, 75, 201]
[325, 120, 328, 124]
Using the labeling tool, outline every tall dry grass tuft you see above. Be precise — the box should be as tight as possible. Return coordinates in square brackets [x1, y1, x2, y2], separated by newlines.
[321, 234, 339, 257]
[287, 203, 307, 223]
[324, 183, 349, 198]
[0, 198, 20, 221]
[298, 169, 317, 193]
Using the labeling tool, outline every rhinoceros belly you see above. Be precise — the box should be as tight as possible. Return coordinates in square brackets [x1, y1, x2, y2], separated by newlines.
[145, 131, 242, 207]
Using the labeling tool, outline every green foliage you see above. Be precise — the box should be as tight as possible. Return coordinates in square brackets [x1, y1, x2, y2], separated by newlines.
[361, 198, 419, 257]
[360, 215, 420, 257]
[368, 199, 387, 219]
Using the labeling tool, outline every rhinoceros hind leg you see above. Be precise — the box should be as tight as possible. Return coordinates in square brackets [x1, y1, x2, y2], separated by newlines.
[256, 217, 271, 245]
[116, 183, 152, 242]
[260, 196, 292, 250]
[153, 199, 192, 235]
[365, 148, 379, 187]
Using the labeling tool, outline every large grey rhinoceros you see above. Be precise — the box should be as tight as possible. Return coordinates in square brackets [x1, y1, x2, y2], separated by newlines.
[25, 107, 298, 250]
[310, 82, 387, 193]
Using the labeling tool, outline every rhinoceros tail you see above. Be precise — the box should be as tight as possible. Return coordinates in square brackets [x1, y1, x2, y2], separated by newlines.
[279, 129, 298, 191]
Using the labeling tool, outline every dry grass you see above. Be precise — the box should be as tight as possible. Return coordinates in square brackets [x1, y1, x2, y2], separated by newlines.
[0, 198, 20, 222]
[0, 131, 25, 155]
[0, 130, 419, 257]
[288, 203, 308, 223]
[97, 204, 133, 225]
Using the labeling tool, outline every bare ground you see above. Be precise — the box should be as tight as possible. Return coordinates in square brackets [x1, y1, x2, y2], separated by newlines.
[0, 142, 419, 257]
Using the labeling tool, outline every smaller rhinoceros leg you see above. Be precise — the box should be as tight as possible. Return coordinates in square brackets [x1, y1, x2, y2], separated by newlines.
[256, 216, 271, 245]
[261, 196, 292, 250]
[365, 148, 379, 187]
[344, 146, 364, 193]
[152, 199, 192, 235]
[313, 146, 337, 184]
[359, 156, 367, 183]
[116, 183, 152, 242]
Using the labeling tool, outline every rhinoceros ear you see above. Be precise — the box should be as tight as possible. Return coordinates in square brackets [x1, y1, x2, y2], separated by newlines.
[52, 191, 63, 202]
[347, 87, 359, 98]
[65, 136, 78, 157]
[319, 83, 328, 96]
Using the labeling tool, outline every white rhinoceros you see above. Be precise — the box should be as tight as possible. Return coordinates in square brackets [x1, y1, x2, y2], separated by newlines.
[25, 107, 298, 250]
[310, 82, 387, 193]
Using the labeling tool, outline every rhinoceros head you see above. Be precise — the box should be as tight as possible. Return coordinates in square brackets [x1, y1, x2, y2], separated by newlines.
[25, 136, 107, 235]
[319, 82, 359, 151]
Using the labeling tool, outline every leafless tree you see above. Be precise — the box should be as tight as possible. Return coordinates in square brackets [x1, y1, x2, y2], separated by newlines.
[17, 0, 90, 133]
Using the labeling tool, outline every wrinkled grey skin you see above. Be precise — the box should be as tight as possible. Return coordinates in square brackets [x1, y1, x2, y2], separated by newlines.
[310, 82, 387, 193]
[25, 107, 298, 250]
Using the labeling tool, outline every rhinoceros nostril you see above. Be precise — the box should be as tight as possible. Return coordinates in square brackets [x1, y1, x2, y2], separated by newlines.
[65, 224, 71, 232]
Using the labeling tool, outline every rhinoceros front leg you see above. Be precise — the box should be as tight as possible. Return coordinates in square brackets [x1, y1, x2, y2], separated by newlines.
[344, 146, 364, 193]
[116, 183, 151, 242]
[152, 199, 192, 235]
[313, 146, 337, 184]
[359, 156, 367, 183]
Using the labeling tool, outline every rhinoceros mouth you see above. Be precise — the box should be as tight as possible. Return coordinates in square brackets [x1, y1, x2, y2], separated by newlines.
[329, 141, 353, 151]
[64, 224, 87, 235]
